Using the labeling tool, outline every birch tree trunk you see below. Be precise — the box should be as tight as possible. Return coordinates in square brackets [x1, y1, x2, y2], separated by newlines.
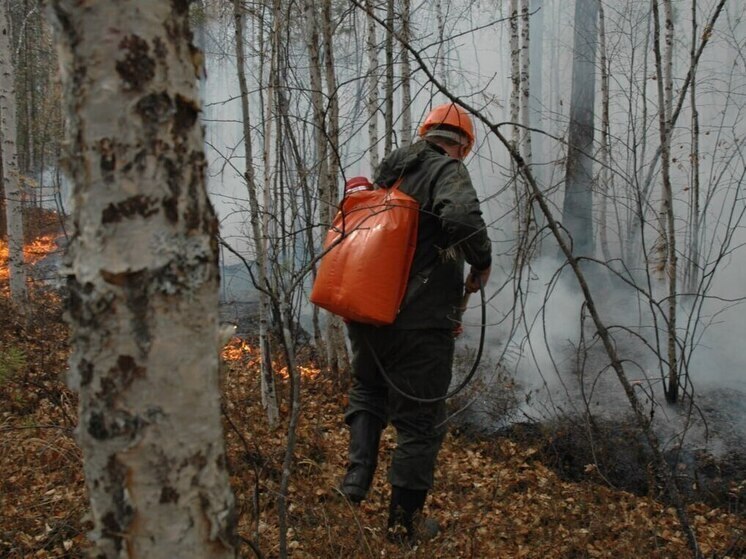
[519, 0, 532, 165]
[48, 2, 237, 556]
[320, 0, 350, 379]
[598, 0, 613, 263]
[562, 0, 598, 259]
[509, 0, 522, 242]
[304, 0, 348, 376]
[233, 0, 279, 428]
[0, 0, 28, 308]
[516, 0, 535, 260]
[384, 0, 394, 155]
[651, 0, 679, 404]
[625, 8, 652, 266]
[399, 0, 412, 146]
[304, 0, 331, 366]
[685, 0, 701, 293]
[528, 0, 544, 181]
[435, 0, 447, 87]
[365, 0, 379, 170]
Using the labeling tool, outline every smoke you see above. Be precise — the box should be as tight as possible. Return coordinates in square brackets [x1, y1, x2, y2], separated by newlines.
[195, 2, 746, 453]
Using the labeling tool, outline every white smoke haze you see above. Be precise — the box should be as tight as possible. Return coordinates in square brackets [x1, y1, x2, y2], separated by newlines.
[194, 1, 745, 452]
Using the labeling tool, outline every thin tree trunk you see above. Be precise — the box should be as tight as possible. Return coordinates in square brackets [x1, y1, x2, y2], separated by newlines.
[48, 1, 238, 556]
[686, 0, 701, 293]
[304, 0, 338, 373]
[276, 298, 301, 559]
[519, 0, 532, 166]
[625, 7, 652, 266]
[624, 0, 726, 267]
[233, 0, 279, 428]
[365, 0, 379, 170]
[435, 0, 447, 87]
[320, 0, 350, 379]
[0, 0, 28, 308]
[651, 0, 680, 405]
[399, 0, 412, 146]
[517, 0, 535, 260]
[384, 0, 394, 154]
[528, 0, 544, 182]
[0, 136, 5, 236]
[598, 0, 613, 263]
[262, 0, 280, 407]
[509, 0, 522, 242]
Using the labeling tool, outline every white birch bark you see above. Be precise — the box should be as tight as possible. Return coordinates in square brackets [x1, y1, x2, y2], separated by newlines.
[509, 0, 522, 241]
[651, 0, 679, 403]
[509, 0, 520, 153]
[233, 0, 279, 428]
[48, 1, 237, 556]
[304, 0, 345, 374]
[384, 0, 394, 155]
[321, 0, 350, 377]
[0, 0, 28, 308]
[528, 0, 544, 180]
[663, 0, 674, 126]
[435, 0, 447, 87]
[519, 0, 532, 165]
[365, 0, 379, 170]
[399, 0, 412, 146]
[517, 0, 534, 258]
[686, 0, 701, 292]
[598, 0, 613, 263]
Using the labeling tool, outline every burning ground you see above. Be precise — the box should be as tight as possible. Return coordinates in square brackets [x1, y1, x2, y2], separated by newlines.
[0, 232, 744, 558]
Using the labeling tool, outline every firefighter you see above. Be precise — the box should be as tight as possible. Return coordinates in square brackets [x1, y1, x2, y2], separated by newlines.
[340, 103, 492, 543]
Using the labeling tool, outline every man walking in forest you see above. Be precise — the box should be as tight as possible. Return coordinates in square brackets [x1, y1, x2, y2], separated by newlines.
[340, 103, 492, 544]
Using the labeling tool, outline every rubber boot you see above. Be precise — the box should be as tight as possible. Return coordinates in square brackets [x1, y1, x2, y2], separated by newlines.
[340, 412, 383, 503]
[387, 486, 439, 545]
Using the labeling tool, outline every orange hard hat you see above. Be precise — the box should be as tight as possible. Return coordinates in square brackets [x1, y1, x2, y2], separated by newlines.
[418, 103, 475, 155]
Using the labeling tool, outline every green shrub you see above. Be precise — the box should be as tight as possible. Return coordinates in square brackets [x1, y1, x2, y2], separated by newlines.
[0, 346, 27, 385]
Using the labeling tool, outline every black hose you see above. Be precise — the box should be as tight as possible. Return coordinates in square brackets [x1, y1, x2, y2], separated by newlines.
[367, 280, 486, 404]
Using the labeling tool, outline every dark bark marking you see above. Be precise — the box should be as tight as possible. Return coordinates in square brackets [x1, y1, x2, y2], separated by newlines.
[171, 0, 190, 15]
[173, 94, 199, 140]
[101, 195, 159, 224]
[87, 408, 142, 441]
[99, 138, 116, 180]
[160, 486, 180, 504]
[190, 451, 207, 470]
[79, 359, 94, 387]
[162, 157, 180, 224]
[185, 151, 207, 231]
[116, 35, 155, 91]
[153, 37, 168, 60]
[66, 278, 112, 336]
[88, 411, 109, 440]
[135, 91, 174, 124]
[99, 270, 151, 355]
[162, 196, 179, 224]
[101, 456, 134, 551]
[117, 355, 145, 386]
[216, 453, 227, 471]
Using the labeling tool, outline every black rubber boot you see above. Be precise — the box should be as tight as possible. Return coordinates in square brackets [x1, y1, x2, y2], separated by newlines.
[340, 412, 383, 503]
[387, 486, 439, 545]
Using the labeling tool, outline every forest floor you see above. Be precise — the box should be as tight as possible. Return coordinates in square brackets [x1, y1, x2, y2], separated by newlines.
[0, 229, 745, 558]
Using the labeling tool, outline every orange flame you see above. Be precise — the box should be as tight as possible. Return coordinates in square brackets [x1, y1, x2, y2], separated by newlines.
[222, 337, 256, 362]
[0, 234, 60, 281]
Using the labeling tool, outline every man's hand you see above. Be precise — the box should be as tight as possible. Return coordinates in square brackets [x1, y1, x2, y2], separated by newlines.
[465, 265, 490, 293]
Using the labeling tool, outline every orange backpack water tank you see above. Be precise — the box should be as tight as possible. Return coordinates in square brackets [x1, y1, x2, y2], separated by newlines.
[310, 179, 419, 326]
